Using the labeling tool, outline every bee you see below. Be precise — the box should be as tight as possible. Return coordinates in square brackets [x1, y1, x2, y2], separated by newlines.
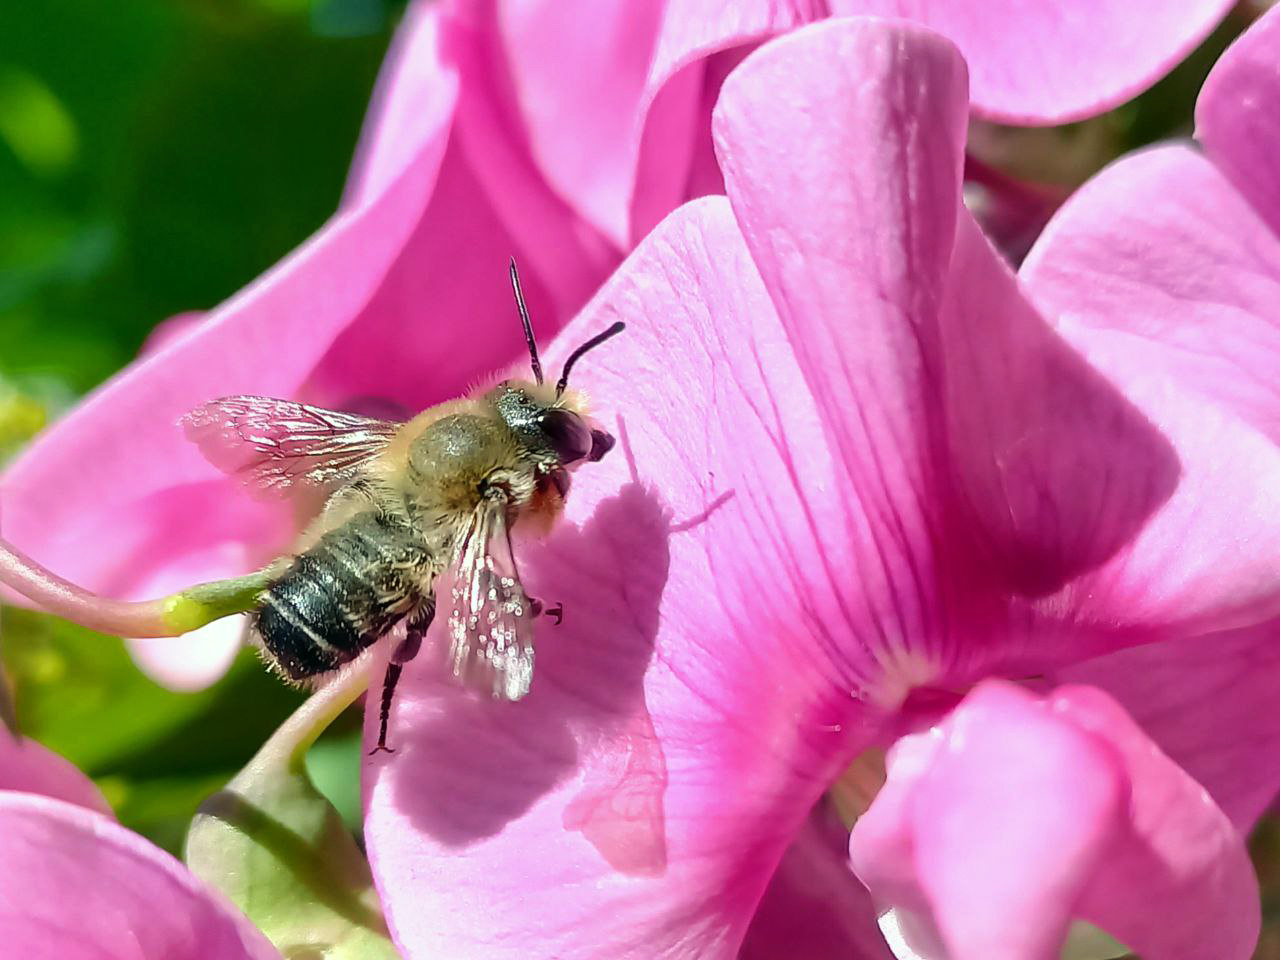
[180, 261, 623, 753]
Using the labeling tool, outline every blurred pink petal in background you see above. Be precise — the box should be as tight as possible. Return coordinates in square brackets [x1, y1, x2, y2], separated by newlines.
[0, 0, 1234, 689]
[0, 730, 276, 958]
[360, 16, 1280, 959]
[0, 729, 111, 816]
[0, 793, 282, 960]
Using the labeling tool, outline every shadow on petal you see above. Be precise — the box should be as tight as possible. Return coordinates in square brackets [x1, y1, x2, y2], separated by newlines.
[386, 481, 671, 866]
[941, 214, 1182, 599]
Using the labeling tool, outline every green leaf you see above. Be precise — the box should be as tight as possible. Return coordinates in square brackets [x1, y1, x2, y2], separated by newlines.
[186, 662, 399, 959]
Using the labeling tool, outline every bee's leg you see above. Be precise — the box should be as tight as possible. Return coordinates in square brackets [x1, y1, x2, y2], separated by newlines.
[369, 598, 436, 757]
[527, 597, 564, 625]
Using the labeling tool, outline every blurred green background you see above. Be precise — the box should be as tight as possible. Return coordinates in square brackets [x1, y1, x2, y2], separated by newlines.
[2, 3, 1279, 957]
[0, 0, 401, 853]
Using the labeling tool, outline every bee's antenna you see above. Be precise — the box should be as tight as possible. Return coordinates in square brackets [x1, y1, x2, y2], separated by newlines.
[509, 257, 544, 385]
[556, 321, 626, 398]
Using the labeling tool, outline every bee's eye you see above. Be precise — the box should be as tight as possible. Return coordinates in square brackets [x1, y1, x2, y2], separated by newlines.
[541, 409, 593, 465]
[587, 428, 615, 462]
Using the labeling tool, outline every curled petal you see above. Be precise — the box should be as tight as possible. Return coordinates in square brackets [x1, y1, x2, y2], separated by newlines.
[0, 792, 281, 959]
[850, 681, 1258, 960]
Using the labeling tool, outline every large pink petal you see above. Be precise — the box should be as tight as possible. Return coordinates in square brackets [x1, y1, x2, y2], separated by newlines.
[715, 20, 1179, 684]
[1197, 4, 1280, 239]
[850, 681, 1258, 960]
[828, 0, 1232, 124]
[364, 197, 883, 960]
[0, 792, 281, 959]
[713, 19, 968, 701]
[1022, 145, 1280, 634]
[1059, 619, 1280, 831]
[0, 733, 111, 816]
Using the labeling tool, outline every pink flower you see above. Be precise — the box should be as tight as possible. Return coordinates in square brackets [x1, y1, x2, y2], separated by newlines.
[0, 730, 279, 958]
[0, 0, 1232, 689]
[356, 17, 1280, 960]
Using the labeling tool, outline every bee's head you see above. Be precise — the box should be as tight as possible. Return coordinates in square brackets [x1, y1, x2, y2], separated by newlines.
[488, 382, 615, 471]
[496, 257, 623, 480]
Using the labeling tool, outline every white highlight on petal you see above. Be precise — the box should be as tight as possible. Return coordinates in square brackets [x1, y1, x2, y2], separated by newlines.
[877, 908, 1131, 960]
[869, 646, 942, 709]
[878, 908, 949, 960]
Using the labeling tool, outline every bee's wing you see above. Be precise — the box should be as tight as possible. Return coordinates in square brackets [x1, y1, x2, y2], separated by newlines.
[446, 495, 536, 701]
[180, 396, 400, 498]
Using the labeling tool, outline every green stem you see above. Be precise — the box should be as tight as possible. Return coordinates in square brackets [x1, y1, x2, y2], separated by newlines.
[0, 533, 269, 637]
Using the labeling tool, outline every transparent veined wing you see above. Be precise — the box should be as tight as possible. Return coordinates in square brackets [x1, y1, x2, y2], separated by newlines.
[180, 396, 399, 497]
[446, 494, 536, 701]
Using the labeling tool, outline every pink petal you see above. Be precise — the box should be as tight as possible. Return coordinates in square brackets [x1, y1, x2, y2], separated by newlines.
[497, 0, 666, 247]
[343, 0, 459, 209]
[1196, 4, 1280, 239]
[713, 19, 968, 698]
[364, 197, 881, 960]
[312, 1, 625, 414]
[828, 0, 1233, 124]
[715, 20, 1179, 680]
[498, 0, 817, 247]
[0, 733, 111, 816]
[126, 617, 246, 692]
[852, 682, 1124, 960]
[739, 801, 894, 960]
[1021, 144, 1280, 634]
[0, 792, 280, 959]
[1062, 685, 1259, 960]
[938, 211, 1177, 606]
[1060, 618, 1280, 831]
[850, 681, 1258, 960]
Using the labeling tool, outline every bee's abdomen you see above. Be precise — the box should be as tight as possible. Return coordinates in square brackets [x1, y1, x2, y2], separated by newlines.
[254, 513, 431, 681]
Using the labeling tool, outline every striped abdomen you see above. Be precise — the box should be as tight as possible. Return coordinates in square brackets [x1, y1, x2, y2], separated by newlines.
[253, 511, 436, 681]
